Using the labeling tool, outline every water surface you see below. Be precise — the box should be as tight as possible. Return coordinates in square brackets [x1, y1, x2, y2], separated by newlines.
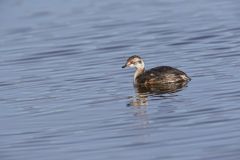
[1, 0, 240, 160]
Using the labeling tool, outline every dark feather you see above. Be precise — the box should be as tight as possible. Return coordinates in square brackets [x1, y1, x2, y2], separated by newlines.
[136, 66, 190, 84]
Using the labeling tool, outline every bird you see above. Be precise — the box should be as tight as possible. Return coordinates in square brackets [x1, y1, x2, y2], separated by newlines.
[122, 55, 191, 86]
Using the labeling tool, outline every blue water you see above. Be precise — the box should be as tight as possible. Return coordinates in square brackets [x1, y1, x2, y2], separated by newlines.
[1, 0, 240, 160]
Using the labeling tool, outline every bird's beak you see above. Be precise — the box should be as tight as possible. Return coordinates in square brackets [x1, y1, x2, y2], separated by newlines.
[122, 64, 127, 68]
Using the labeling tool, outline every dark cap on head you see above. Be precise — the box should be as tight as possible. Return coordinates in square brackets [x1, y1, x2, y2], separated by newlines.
[127, 55, 141, 61]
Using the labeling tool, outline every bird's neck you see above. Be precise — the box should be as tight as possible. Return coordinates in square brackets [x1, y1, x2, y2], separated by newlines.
[134, 67, 145, 84]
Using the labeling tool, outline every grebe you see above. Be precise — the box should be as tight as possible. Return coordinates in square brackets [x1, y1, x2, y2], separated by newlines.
[122, 55, 191, 85]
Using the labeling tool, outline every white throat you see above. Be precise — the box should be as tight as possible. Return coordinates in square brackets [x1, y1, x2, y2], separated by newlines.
[134, 70, 142, 84]
[133, 62, 145, 84]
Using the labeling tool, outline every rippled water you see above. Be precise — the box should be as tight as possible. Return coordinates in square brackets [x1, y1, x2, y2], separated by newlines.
[1, 0, 240, 160]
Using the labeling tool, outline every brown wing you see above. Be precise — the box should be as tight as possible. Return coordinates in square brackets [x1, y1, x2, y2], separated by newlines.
[137, 66, 190, 84]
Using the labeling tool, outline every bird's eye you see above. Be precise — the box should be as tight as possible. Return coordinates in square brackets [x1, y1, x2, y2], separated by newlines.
[138, 61, 142, 64]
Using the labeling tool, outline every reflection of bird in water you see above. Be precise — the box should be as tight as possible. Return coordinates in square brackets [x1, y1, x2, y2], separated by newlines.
[123, 55, 191, 107]
[128, 82, 187, 107]
[127, 93, 148, 107]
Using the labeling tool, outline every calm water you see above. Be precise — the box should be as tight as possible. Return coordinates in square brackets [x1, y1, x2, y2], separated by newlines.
[1, 0, 240, 160]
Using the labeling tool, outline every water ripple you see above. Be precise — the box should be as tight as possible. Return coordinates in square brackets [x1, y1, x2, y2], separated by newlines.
[1, 0, 240, 160]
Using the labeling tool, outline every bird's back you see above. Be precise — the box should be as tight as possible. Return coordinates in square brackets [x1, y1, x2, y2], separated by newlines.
[136, 66, 190, 84]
